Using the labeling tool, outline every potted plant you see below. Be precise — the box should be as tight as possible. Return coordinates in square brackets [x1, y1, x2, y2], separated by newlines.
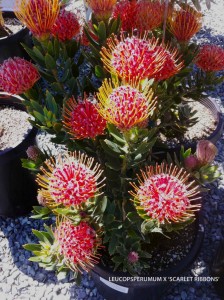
[0, 0, 222, 298]
[0, 56, 40, 216]
[0, 1, 32, 63]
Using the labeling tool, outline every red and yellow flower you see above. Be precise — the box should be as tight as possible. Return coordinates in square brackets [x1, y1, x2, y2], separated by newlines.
[51, 8, 80, 41]
[130, 163, 201, 224]
[63, 97, 107, 139]
[101, 34, 165, 82]
[15, 0, 60, 39]
[97, 79, 156, 131]
[195, 45, 224, 72]
[55, 220, 101, 272]
[168, 6, 202, 42]
[36, 152, 105, 208]
[86, 0, 117, 21]
[0, 57, 40, 94]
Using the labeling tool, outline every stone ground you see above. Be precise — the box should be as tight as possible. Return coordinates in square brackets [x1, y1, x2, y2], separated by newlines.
[1, 1, 224, 300]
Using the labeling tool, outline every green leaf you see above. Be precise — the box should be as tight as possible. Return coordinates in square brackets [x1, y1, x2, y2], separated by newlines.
[23, 244, 42, 252]
[95, 65, 105, 78]
[97, 21, 107, 41]
[45, 54, 57, 70]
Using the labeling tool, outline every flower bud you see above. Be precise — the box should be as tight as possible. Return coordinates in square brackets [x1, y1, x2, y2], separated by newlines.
[184, 155, 199, 170]
[128, 251, 139, 264]
[26, 146, 41, 161]
[196, 140, 218, 165]
[37, 190, 47, 207]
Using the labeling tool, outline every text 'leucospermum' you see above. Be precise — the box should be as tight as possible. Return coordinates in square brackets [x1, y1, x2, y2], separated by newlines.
[130, 163, 201, 225]
[36, 152, 105, 208]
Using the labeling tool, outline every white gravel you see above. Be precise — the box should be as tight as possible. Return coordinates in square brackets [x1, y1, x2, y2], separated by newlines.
[0, 1, 224, 300]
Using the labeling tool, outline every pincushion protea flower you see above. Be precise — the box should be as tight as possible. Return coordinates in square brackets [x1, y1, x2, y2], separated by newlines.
[196, 140, 218, 166]
[51, 8, 80, 41]
[15, 0, 60, 39]
[112, 0, 138, 32]
[101, 34, 165, 82]
[153, 45, 184, 81]
[55, 220, 101, 272]
[97, 80, 156, 130]
[135, 0, 164, 32]
[86, 0, 117, 21]
[168, 6, 202, 42]
[36, 152, 105, 208]
[0, 57, 40, 94]
[63, 97, 107, 139]
[195, 45, 224, 72]
[130, 163, 201, 224]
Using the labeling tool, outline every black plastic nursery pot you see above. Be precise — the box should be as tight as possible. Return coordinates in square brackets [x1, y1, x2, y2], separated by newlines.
[0, 95, 38, 217]
[91, 213, 204, 300]
[0, 12, 32, 64]
[153, 97, 224, 158]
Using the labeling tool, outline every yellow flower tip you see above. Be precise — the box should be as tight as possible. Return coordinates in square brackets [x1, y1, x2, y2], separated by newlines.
[14, 0, 60, 39]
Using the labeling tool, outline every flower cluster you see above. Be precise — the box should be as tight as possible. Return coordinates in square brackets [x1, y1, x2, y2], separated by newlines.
[36, 152, 105, 208]
[51, 8, 80, 41]
[15, 0, 60, 39]
[130, 163, 201, 224]
[0, 57, 39, 94]
[97, 80, 156, 130]
[55, 220, 101, 272]
[196, 45, 224, 72]
[63, 97, 107, 139]
[86, 0, 117, 21]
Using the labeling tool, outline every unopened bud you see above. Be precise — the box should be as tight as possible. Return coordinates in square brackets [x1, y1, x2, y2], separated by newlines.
[196, 140, 218, 165]
[26, 145, 41, 161]
[128, 251, 139, 264]
[184, 155, 199, 170]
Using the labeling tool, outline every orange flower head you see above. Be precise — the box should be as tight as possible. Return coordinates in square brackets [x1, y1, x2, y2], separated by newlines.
[101, 34, 166, 82]
[36, 152, 105, 208]
[112, 0, 138, 32]
[51, 8, 80, 41]
[136, 0, 165, 32]
[168, 6, 202, 42]
[97, 79, 156, 131]
[153, 45, 184, 81]
[130, 163, 201, 224]
[195, 44, 224, 72]
[0, 57, 40, 94]
[15, 0, 60, 39]
[55, 220, 102, 272]
[63, 97, 107, 139]
[86, 0, 117, 21]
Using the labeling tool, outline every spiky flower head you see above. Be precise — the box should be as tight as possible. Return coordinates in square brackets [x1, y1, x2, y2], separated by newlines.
[195, 45, 224, 72]
[51, 8, 80, 41]
[55, 220, 101, 272]
[135, 0, 164, 32]
[63, 97, 107, 139]
[112, 0, 138, 32]
[168, 6, 202, 42]
[153, 45, 184, 81]
[86, 0, 117, 21]
[0, 57, 40, 94]
[101, 34, 165, 82]
[97, 80, 156, 131]
[15, 0, 60, 39]
[196, 140, 218, 166]
[36, 152, 105, 208]
[128, 251, 139, 264]
[130, 163, 201, 224]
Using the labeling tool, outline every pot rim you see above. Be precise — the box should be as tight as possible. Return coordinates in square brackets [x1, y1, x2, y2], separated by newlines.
[0, 93, 37, 158]
[0, 11, 28, 41]
[92, 212, 204, 287]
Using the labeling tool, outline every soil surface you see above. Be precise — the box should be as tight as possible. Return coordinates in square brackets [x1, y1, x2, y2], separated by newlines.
[0, 106, 32, 151]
